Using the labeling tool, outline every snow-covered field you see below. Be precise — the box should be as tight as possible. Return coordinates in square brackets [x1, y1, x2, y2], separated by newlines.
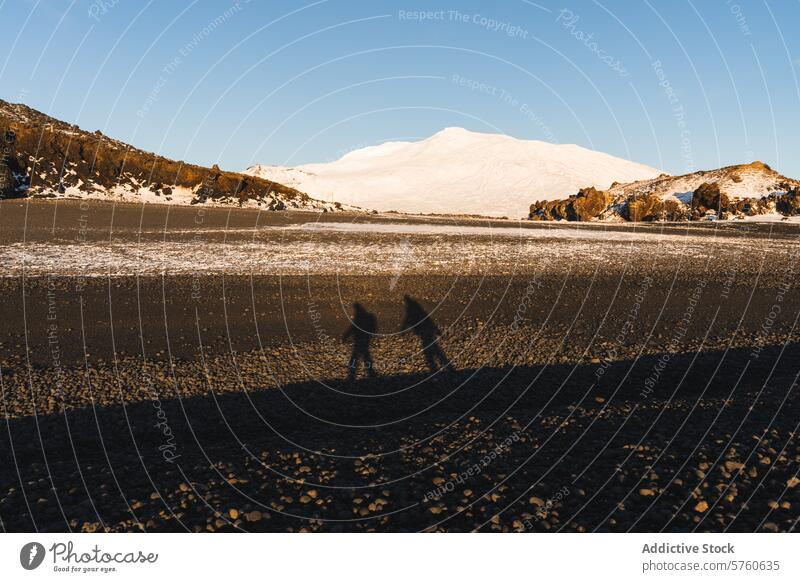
[246, 128, 661, 218]
[1, 219, 785, 278]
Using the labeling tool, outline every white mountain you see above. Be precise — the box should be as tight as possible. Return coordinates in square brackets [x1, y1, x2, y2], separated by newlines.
[245, 128, 662, 218]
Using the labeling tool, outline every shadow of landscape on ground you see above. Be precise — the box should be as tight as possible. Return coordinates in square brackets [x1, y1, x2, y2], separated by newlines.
[1, 343, 798, 532]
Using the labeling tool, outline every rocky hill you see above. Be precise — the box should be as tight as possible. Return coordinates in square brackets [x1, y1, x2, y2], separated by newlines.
[0, 99, 344, 211]
[529, 162, 800, 222]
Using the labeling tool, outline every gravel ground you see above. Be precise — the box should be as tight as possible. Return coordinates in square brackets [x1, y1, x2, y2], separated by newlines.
[1, 200, 799, 532]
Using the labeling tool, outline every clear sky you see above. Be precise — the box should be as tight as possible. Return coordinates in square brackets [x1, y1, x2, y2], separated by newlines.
[1, 0, 798, 177]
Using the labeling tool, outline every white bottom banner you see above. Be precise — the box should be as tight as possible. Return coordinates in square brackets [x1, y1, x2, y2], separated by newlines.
[1, 533, 797, 580]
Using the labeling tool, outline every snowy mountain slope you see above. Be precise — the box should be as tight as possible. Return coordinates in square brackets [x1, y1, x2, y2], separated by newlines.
[0, 99, 348, 211]
[245, 128, 662, 218]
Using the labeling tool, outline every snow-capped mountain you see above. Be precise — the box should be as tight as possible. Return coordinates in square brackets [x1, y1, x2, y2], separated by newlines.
[245, 128, 662, 218]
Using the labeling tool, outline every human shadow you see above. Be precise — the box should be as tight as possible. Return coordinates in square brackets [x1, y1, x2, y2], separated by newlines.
[401, 295, 450, 372]
[342, 302, 378, 381]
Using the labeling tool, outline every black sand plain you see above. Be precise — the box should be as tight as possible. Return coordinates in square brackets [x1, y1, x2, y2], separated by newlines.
[1, 199, 799, 532]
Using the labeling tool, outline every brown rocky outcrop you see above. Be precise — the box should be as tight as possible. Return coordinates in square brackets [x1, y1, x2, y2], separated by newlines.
[624, 194, 688, 221]
[624, 194, 660, 221]
[570, 187, 613, 221]
[529, 186, 612, 221]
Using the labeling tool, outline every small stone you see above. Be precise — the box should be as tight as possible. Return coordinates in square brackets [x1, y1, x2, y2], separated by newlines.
[723, 461, 744, 472]
[639, 488, 656, 497]
[529, 496, 545, 507]
[245, 511, 262, 522]
[228, 508, 239, 520]
[694, 500, 709, 513]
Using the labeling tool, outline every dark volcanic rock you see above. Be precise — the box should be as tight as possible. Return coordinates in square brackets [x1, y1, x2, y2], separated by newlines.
[0, 155, 14, 198]
[529, 199, 566, 221]
[731, 195, 774, 217]
[0, 129, 24, 199]
[691, 182, 730, 219]
[776, 188, 800, 216]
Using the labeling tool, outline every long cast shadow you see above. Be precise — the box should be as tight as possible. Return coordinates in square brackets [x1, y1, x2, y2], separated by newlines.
[342, 302, 378, 381]
[1, 342, 798, 532]
[401, 295, 451, 373]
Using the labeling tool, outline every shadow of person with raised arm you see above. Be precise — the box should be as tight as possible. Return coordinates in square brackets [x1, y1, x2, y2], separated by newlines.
[342, 302, 378, 381]
[401, 295, 451, 373]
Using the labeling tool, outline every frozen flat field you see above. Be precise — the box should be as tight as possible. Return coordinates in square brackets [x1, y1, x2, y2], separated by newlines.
[0, 199, 796, 277]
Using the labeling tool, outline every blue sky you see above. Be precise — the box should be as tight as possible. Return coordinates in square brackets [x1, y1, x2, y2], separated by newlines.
[1, 0, 798, 177]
